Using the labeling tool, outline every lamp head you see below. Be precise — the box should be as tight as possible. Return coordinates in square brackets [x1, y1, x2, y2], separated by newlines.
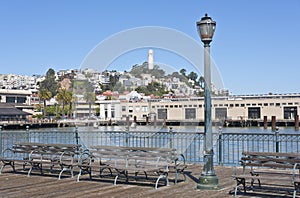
[196, 13, 216, 45]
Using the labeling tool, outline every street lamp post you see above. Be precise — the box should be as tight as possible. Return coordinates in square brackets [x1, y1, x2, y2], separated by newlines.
[196, 13, 219, 190]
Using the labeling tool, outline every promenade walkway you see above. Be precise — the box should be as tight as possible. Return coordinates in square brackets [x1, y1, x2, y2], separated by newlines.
[0, 164, 293, 197]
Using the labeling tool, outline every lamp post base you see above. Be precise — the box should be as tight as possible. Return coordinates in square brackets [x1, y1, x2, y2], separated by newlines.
[196, 175, 219, 190]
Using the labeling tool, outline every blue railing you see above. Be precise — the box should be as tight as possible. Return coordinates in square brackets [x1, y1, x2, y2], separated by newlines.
[0, 127, 300, 166]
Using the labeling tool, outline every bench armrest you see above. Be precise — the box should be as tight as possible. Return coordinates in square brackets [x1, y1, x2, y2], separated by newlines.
[78, 151, 93, 166]
[59, 151, 75, 165]
[293, 163, 300, 181]
[1, 148, 14, 158]
[28, 150, 43, 161]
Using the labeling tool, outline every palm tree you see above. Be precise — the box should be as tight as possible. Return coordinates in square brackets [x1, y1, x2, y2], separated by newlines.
[39, 89, 52, 118]
[84, 91, 95, 118]
[56, 88, 72, 118]
[180, 68, 186, 77]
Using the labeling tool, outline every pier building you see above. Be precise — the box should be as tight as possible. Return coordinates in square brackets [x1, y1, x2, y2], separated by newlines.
[94, 93, 300, 126]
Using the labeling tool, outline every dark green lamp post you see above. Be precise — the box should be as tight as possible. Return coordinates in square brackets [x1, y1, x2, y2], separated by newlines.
[196, 13, 219, 190]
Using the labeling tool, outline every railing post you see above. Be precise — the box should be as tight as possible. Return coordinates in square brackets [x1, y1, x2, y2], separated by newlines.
[125, 132, 129, 147]
[75, 126, 80, 152]
[26, 125, 30, 142]
[218, 127, 223, 166]
[169, 127, 173, 149]
[275, 126, 279, 153]
[0, 126, 2, 157]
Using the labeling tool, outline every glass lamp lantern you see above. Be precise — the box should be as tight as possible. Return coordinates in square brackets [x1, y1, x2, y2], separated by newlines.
[196, 13, 216, 44]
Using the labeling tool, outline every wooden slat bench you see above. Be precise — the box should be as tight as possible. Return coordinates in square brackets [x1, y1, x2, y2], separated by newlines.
[77, 146, 186, 189]
[0, 142, 81, 180]
[232, 151, 300, 197]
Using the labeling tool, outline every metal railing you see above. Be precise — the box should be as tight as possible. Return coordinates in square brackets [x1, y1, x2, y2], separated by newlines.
[0, 127, 300, 166]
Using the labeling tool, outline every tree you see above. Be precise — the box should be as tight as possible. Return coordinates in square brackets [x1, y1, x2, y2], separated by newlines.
[39, 89, 52, 118]
[188, 71, 198, 82]
[85, 91, 95, 118]
[180, 69, 186, 77]
[39, 68, 58, 97]
[55, 88, 72, 118]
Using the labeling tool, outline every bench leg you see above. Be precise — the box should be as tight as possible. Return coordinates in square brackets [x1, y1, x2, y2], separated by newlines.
[58, 166, 73, 180]
[175, 169, 186, 184]
[0, 161, 15, 174]
[114, 175, 119, 185]
[155, 173, 169, 189]
[77, 169, 82, 182]
[100, 167, 112, 177]
[294, 181, 300, 198]
[234, 177, 246, 197]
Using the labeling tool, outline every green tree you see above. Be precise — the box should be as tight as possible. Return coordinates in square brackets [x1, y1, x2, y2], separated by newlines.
[55, 88, 72, 118]
[85, 91, 95, 118]
[39, 89, 52, 117]
[39, 68, 58, 97]
[188, 71, 198, 82]
[180, 69, 186, 77]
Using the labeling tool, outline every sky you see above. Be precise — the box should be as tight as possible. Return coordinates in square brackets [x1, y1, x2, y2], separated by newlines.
[0, 0, 299, 95]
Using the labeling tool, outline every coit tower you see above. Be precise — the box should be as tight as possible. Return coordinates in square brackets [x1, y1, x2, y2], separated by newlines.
[148, 49, 154, 70]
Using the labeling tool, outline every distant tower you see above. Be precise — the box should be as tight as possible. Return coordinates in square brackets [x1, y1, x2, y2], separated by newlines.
[148, 49, 154, 70]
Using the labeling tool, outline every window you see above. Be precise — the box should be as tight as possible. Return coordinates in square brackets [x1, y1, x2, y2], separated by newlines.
[284, 106, 297, 119]
[129, 106, 133, 113]
[142, 106, 148, 112]
[215, 108, 227, 120]
[6, 96, 15, 103]
[122, 106, 126, 112]
[276, 103, 281, 106]
[157, 109, 167, 119]
[185, 108, 196, 119]
[235, 104, 239, 107]
[248, 107, 261, 119]
[264, 103, 268, 106]
[17, 97, 26, 103]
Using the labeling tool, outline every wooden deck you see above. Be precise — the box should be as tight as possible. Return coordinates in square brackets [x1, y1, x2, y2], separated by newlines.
[0, 164, 296, 197]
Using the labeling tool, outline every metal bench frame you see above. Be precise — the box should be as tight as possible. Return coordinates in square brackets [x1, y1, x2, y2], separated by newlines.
[77, 146, 186, 189]
[232, 151, 300, 198]
[0, 142, 80, 180]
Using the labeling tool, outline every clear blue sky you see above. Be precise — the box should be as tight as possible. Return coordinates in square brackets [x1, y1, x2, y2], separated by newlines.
[0, 0, 299, 95]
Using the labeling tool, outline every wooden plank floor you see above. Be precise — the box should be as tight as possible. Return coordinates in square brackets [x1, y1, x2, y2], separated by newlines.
[0, 164, 296, 197]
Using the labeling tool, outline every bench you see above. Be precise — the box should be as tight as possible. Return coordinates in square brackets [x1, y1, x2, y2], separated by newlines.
[77, 146, 186, 189]
[232, 151, 300, 197]
[0, 142, 81, 180]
